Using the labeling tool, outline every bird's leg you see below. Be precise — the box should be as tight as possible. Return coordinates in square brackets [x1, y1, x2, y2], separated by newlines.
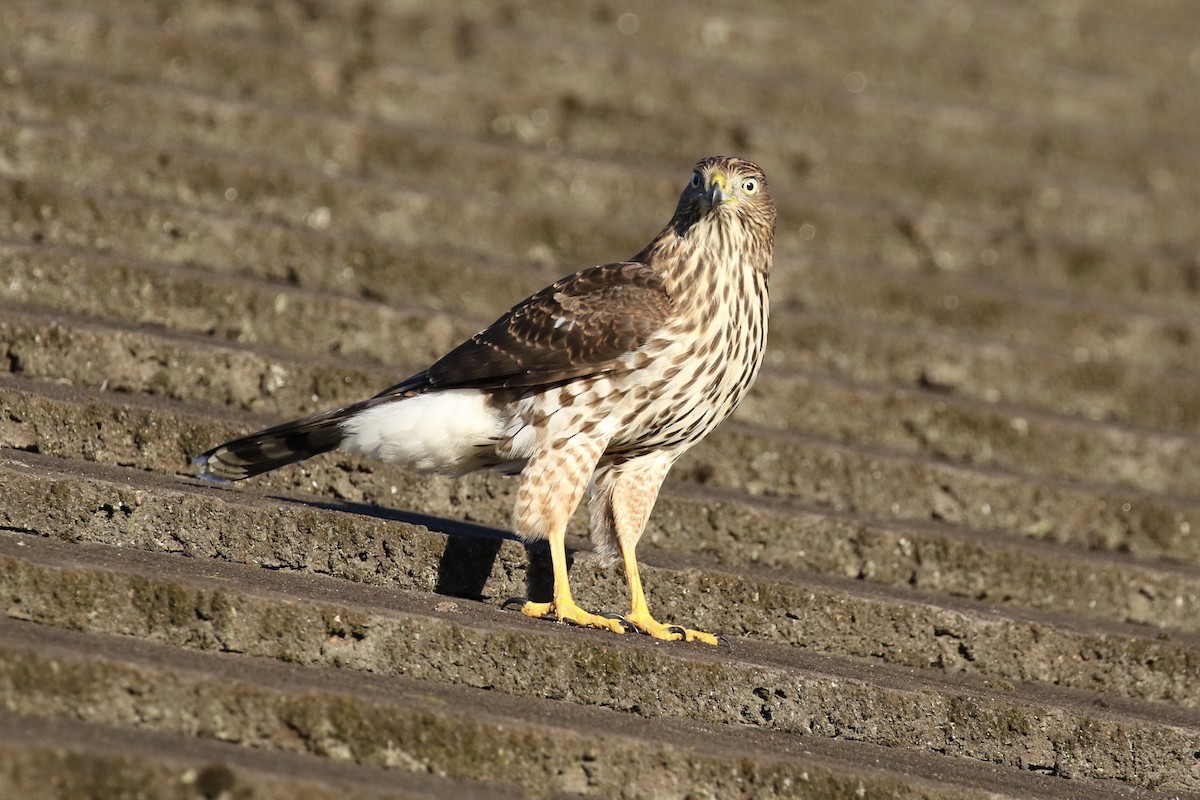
[619, 539, 721, 646]
[595, 453, 724, 645]
[511, 440, 625, 634]
[518, 526, 626, 633]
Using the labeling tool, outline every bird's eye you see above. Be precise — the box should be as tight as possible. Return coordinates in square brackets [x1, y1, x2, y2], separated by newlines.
[690, 171, 703, 188]
[742, 178, 759, 194]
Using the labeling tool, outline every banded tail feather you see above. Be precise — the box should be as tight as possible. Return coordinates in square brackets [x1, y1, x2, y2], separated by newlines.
[195, 388, 505, 482]
[193, 403, 363, 482]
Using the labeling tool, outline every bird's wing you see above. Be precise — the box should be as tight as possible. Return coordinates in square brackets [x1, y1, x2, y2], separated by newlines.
[378, 261, 673, 397]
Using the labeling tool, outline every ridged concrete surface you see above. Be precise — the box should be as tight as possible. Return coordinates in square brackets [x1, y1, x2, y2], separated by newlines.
[2, 1, 1199, 797]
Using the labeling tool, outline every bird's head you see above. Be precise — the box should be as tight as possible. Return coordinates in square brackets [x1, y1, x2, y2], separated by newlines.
[669, 156, 776, 271]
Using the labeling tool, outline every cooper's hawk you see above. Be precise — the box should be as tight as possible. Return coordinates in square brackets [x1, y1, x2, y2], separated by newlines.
[195, 155, 775, 645]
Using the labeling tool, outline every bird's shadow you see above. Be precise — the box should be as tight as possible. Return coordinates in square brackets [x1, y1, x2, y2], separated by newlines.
[296, 497, 554, 603]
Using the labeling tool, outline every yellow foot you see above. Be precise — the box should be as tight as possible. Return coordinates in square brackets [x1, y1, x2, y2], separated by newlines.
[625, 609, 728, 646]
[505, 597, 628, 635]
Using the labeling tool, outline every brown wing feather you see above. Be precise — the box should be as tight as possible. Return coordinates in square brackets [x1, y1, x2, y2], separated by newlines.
[379, 261, 672, 397]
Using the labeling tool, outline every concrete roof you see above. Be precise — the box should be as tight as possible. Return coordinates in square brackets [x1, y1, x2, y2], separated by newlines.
[2, 1, 1200, 797]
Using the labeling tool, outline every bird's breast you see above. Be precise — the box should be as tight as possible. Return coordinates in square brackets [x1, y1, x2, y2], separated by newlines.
[605, 262, 768, 456]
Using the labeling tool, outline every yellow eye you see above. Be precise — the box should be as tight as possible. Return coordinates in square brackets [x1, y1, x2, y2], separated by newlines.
[741, 178, 759, 194]
[690, 171, 703, 189]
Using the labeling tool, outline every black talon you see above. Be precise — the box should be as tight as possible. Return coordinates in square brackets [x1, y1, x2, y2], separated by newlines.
[667, 625, 687, 638]
[501, 596, 529, 611]
[600, 611, 634, 633]
[715, 634, 733, 649]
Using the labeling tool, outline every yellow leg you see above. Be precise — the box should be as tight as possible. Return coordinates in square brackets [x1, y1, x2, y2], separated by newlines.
[621, 544, 722, 646]
[509, 441, 625, 634]
[518, 529, 626, 633]
[590, 454, 725, 646]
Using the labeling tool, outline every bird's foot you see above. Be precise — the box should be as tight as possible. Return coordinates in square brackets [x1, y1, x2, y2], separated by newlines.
[503, 597, 629, 634]
[625, 609, 729, 647]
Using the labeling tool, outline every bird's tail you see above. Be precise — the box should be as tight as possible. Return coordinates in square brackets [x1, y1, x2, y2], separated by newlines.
[193, 402, 365, 482]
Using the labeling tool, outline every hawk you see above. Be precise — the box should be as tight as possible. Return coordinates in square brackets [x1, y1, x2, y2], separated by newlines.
[195, 156, 775, 645]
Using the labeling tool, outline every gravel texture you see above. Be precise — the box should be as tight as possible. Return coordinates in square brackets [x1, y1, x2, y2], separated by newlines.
[2, 1, 1200, 797]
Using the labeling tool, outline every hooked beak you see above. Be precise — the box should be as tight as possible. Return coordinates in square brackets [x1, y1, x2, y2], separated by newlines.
[706, 172, 730, 206]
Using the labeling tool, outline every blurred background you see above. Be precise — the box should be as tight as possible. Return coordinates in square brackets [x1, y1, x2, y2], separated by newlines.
[2, 2, 1200, 797]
